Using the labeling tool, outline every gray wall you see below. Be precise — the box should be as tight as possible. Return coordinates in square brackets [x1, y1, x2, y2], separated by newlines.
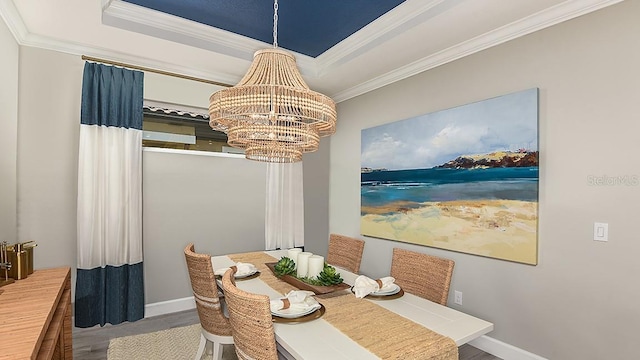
[17, 47, 82, 273]
[302, 137, 330, 256]
[142, 150, 267, 303]
[11, 45, 330, 304]
[143, 144, 330, 304]
[329, 2, 640, 360]
[9, 3, 636, 358]
[0, 16, 18, 242]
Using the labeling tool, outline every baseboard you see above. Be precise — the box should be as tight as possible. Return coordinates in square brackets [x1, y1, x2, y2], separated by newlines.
[469, 335, 548, 360]
[144, 296, 196, 318]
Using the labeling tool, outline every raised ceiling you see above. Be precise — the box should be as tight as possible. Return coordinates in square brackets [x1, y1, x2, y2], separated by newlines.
[0, 0, 623, 102]
[121, 0, 406, 58]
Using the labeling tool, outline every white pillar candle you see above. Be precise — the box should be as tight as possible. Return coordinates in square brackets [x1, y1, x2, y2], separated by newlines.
[286, 248, 302, 269]
[307, 255, 325, 279]
[296, 252, 313, 278]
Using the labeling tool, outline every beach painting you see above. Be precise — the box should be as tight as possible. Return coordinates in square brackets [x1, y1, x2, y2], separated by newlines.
[361, 88, 539, 265]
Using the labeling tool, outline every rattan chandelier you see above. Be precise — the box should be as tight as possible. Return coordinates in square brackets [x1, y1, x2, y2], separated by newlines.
[208, 0, 337, 163]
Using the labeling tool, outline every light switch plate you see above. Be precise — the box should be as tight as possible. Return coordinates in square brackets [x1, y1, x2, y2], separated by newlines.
[594, 222, 608, 241]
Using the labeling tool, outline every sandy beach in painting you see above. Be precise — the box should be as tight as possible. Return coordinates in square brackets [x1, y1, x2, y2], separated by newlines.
[361, 199, 538, 264]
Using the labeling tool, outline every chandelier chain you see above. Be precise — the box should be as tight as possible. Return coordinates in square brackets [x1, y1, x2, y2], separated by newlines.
[273, 0, 278, 48]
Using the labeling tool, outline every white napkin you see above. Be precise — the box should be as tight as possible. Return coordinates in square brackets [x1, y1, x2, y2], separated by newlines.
[270, 290, 318, 312]
[353, 275, 396, 298]
[214, 262, 257, 277]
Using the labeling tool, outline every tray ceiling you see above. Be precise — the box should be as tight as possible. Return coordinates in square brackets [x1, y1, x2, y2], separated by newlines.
[0, 0, 623, 101]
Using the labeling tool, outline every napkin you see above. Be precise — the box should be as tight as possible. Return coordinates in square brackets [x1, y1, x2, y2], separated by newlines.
[352, 275, 396, 298]
[270, 290, 318, 312]
[214, 262, 258, 277]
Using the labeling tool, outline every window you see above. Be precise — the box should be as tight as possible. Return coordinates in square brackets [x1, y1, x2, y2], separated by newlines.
[141, 102, 243, 154]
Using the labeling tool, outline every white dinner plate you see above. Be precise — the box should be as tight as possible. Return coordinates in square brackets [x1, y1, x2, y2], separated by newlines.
[234, 269, 258, 279]
[214, 265, 258, 278]
[271, 297, 321, 318]
[372, 283, 401, 296]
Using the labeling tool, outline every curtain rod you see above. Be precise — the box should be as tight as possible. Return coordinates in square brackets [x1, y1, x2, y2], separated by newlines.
[81, 55, 233, 88]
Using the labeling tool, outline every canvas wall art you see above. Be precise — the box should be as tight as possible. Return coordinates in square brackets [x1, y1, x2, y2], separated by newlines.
[361, 88, 539, 265]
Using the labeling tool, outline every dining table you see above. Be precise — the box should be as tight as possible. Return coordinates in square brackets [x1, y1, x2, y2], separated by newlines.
[212, 249, 493, 360]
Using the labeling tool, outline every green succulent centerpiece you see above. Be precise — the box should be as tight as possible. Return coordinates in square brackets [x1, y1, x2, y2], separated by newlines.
[273, 256, 296, 276]
[273, 256, 343, 286]
[314, 265, 343, 286]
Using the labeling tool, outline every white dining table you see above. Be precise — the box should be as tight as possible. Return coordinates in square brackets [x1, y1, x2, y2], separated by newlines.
[212, 249, 493, 360]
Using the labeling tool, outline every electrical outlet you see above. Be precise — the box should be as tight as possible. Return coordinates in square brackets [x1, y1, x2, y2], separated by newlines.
[454, 290, 463, 305]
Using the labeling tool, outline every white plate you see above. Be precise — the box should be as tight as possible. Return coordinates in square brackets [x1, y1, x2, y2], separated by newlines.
[271, 297, 321, 318]
[234, 269, 258, 279]
[214, 266, 258, 278]
[372, 283, 400, 296]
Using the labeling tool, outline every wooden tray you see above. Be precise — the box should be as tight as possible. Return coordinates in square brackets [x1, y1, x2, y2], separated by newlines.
[265, 263, 351, 295]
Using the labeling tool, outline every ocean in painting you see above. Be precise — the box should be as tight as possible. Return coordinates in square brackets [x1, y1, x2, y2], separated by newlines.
[360, 88, 539, 264]
[361, 167, 538, 214]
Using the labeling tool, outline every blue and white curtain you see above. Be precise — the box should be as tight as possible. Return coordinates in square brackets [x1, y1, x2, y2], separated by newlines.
[75, 62, 144, 327]
[265, 163, 304, 250]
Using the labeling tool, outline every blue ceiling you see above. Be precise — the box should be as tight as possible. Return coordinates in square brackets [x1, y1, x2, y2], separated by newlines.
[122, 0, 405, 58]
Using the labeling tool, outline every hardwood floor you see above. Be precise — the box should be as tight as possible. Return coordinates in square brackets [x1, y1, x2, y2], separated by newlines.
[458, 344, 502, 360]
[73, 309, 501, 360]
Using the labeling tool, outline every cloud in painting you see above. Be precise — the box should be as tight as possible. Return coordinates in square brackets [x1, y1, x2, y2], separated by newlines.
[429, 124, 490, 155]
[361, 88, 538, 170]
[360, 133, 405, 168]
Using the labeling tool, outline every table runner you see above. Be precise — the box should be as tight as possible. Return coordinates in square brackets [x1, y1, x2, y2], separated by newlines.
[229, 252, 458, 360]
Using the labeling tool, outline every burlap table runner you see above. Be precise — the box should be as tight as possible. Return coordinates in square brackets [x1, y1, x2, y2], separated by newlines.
[229, 252, 458, 360]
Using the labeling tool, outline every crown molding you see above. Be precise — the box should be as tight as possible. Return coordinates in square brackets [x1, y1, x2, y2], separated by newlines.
[100, 0, 445, 77]
[102, 1, 258, 58]
[315, 0, 446, 75]
[0, 4, 239, 88]
[1, 0, 624, 103]
[102, 0, 317, 74]
[332, 0, 624, 102]
[0, 0, 28, 42]
[0, 1, 245, 86]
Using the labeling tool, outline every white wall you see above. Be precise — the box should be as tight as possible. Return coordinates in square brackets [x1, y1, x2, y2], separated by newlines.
[0, 16, 19, 242]
[330, 2, 640, 359]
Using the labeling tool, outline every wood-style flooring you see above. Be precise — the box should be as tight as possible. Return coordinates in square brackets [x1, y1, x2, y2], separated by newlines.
[73, 309, 501, 360]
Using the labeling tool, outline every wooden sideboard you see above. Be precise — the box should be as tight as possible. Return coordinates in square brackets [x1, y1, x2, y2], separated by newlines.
[0, 267, 72, 359]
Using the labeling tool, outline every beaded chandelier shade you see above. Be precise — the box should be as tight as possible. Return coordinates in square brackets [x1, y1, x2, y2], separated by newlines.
[208, 2, 337, 163]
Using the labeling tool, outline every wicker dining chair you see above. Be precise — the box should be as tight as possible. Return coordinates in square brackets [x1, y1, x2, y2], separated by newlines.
[221, 268, 279, 360]
[184, 244, 234, 360]
[326, 234, 365, 273]
[390, 248, 455, 306]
